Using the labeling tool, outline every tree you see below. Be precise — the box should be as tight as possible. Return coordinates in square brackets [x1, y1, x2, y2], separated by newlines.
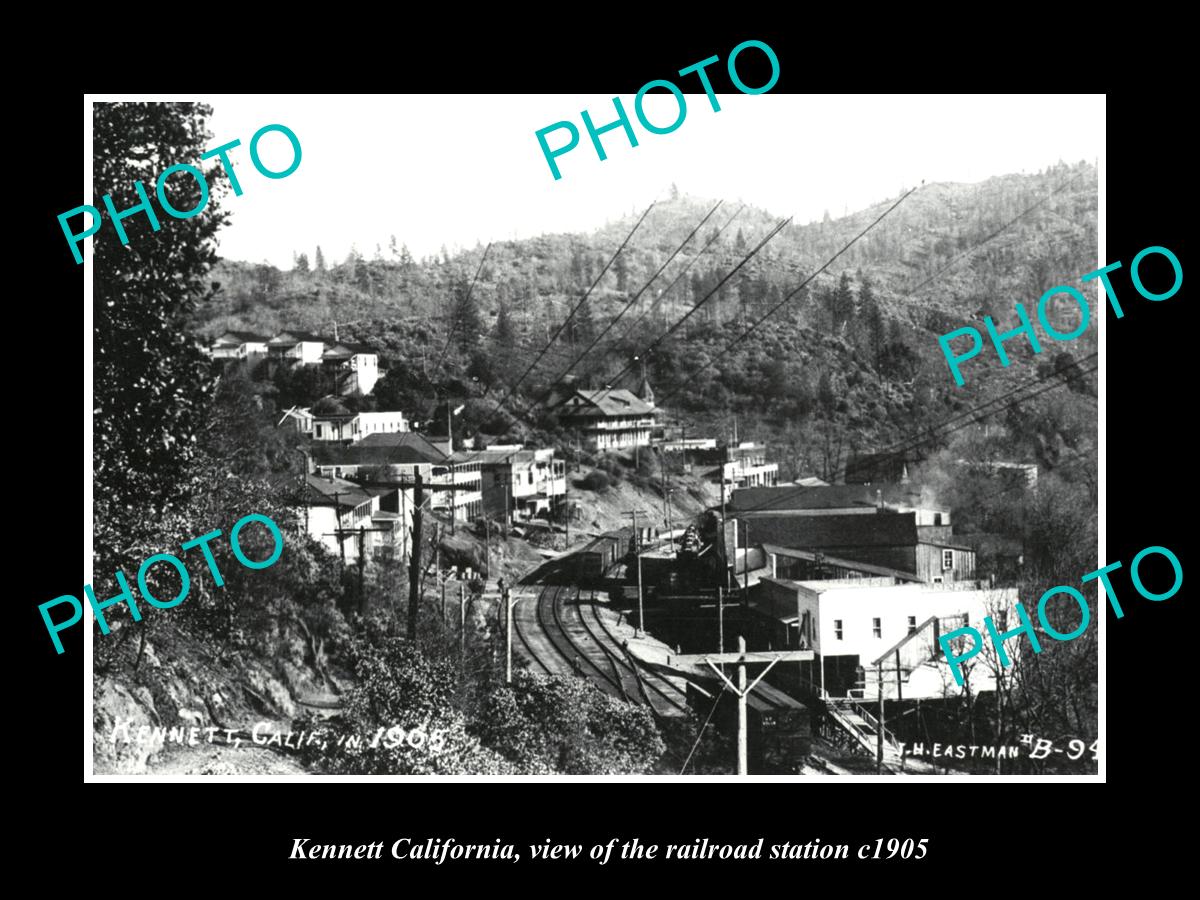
[92, 101, 229, 559]
[734, 227, 747, 252]
[478, 670, 664, 773]
[295, 252, 310, 273]
[451, 276, 484, 354]
[857, 274, 884, 368]
[614, 251, 630, 293]
[314, 245, 326, 272]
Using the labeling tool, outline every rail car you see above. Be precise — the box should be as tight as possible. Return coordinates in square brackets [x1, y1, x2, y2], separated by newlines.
[686, 677, 811, 773]
[574, 528, 632, 581]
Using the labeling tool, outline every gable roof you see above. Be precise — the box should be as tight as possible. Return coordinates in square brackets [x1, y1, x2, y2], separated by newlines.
[268, 329, 326, 345]
[301, 474, 373, 509]
[215, 329, 271, 345]
[563, 389, 656, 418]
[321, 341, 375, 359]
[313, 432, 448, 467]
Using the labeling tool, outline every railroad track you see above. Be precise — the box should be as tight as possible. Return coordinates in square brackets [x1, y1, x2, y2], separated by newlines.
[574, 594, 690, 719]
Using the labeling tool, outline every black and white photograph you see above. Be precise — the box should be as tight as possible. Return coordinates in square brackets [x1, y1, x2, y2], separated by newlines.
[81, 91, 1105, 779]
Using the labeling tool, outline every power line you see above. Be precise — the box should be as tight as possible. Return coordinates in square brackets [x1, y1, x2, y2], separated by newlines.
[902, 170, 1087, 300]
[589, 216, 793, 409]
[525, 200, 724, 416]
[486, 201, 656, 417]
[614, 203, 747, 348]
[655, 185, 922, 407]
[729, 357, 1098, 517]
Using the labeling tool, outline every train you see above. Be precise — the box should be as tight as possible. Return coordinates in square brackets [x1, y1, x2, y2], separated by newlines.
[686, 677, 811, 773]
[573, 528, 633, 581]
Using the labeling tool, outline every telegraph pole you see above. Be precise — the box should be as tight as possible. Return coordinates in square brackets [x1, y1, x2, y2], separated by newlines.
[668, 639, 813, 776]
[333, 491, 346, 565]
[719, 473, 729, 590]
[459, 584, 466, 656]
[407, 471, 424, 640]
[504, 585, 514, 684]
[623, 509, 648, 636]
[717, 586, 724, 652]
[877, 660, 885, 774]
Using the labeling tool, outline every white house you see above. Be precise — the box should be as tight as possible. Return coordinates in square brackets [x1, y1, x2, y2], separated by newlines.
[322, 342, 381, 396]
[268, 330, 326, 365]
[210, 330, 270, 360]
[749, 577, 1019, 700]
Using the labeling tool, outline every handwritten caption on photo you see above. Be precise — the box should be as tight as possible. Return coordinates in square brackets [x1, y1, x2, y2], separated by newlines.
[109, 719, 448, 753]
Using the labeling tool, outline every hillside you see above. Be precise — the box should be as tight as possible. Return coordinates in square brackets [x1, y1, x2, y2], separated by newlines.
[195, 161, 1098, 479]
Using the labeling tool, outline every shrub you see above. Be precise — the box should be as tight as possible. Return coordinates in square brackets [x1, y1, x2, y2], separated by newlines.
[579, 470, 610, 492]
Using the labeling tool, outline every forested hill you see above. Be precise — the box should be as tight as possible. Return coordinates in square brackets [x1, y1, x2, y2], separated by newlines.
[196, 160, 1097, 479]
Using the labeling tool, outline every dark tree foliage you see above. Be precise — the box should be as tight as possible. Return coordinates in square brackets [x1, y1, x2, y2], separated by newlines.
[93, 102, 230, 559]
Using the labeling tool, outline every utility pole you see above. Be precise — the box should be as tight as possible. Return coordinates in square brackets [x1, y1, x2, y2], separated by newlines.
[504, 585, 514, 684]
[459, 584, 466, 656]
[742, 519, 750, 602]
[668, 639, 813, 776]
[357, 526, 366, 614]
[407, 471, 424, 640]
[623, 509, 648, 637]
[719, 473, 729, 591]
[717, 586, 724, 652]
[333, 492, 346, 565]
[877, 660, 885, 774]
[435, 522, 444, 623]
[484, 517, 491, 582]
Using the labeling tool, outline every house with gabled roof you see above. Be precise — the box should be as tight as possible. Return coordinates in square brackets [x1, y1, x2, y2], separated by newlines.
[210, 330, 271, 360]
[558, 388, 659, 451]
[267, 329, 326, 364]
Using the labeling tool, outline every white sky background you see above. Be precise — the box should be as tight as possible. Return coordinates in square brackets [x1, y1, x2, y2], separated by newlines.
[200, 94, 1105, 269]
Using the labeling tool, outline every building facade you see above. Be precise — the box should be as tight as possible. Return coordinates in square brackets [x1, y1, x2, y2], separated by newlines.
[558, 389, 659, 451]
[748, 577, 1018, 700]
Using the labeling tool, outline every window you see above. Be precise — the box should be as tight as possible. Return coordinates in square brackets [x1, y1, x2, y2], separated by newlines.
[872, 617, 882, 639]
[934, 513, 943, 526]
[932, 576, 943, 585]
[908, 615, 917, 635]
[833, 619, 844, 641]
[943, 549, 955, 571]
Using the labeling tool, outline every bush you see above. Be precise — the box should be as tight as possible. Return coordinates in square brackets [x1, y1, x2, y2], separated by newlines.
[579, 470, 610, 492]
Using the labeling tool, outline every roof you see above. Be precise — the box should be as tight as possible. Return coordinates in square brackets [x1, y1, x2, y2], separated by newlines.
[739, 511, 921, 548]
[761, 544, 923, 583]
[729, 483, 946, 513]
[562, 389, 657, 418]
[313, 432, 448, 467]
[268, 329, 326, 345]
[215, 330, 270, 345]
[302, 474, 373, 509]
[321, 341, 375, 359]
[451, 449, 538, 466]
[357, 431, 448, 458]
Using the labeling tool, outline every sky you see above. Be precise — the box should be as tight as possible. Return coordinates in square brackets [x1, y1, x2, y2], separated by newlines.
[193, 94, 1105, 269]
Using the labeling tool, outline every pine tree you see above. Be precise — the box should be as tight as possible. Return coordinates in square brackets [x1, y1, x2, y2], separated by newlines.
[452, 277, 483, 353]
[315, 245, 326, 272]
[295, 252, 310, 273]
[858, 274, 883, 368]
[735, 228, 747, 252]
[614, 251, 630, 292]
